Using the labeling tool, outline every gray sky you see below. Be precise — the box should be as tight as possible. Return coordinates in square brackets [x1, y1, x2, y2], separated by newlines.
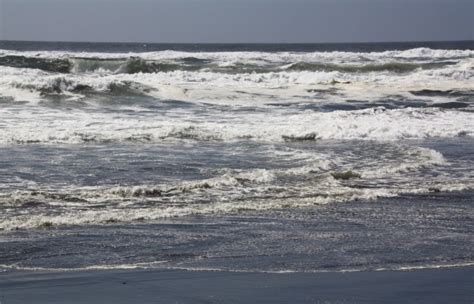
[1, 0, 473, 43]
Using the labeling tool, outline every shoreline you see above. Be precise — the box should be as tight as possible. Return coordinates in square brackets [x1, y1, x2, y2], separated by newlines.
[1, 266, 472, 304]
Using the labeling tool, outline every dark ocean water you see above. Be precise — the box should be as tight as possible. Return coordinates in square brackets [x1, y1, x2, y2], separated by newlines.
[0, 41, 472, 273]
[1, 40, 473, 52]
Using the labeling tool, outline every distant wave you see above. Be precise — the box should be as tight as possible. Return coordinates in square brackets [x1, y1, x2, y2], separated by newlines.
[1, 46, 473, 112]
[0, 47, 472, 75]
[1, 47, 473, 60]
[0, 55, 71, 73]
[284, 61, 449, 73]
[0, 55, 449, 74]
[0, 46, 472, 145]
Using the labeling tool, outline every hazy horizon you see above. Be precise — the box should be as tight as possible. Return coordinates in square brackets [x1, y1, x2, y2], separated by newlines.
[1, 38, 474, 45]
[1, 0, 473, 44]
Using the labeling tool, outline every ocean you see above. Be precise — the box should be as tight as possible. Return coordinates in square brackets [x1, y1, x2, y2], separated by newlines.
[0, 40, 473, 274]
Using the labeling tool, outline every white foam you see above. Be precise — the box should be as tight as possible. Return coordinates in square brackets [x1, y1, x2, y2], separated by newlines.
[3, 177, 474, 231]
[0, 106, 472, 145]
[1, 58, 472, 110]
[1, 45, 473, 112]
[0, 190, 387, 230]
[2, 260, 472, 274]
[2, 260, 471, 274]
[0, 261, 168, 272]
[362, 147, 447, 178]
[1, 47, 472, 62]
[169, 261, 474, 274]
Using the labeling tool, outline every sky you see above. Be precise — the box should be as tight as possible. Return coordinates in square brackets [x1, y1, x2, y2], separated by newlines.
[0, 0, 473, 43]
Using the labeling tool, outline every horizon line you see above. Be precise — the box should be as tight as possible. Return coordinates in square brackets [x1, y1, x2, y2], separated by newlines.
[1, 39, 473, 45]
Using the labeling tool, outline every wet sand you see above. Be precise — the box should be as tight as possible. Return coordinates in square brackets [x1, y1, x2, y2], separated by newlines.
[1, 267, 472, 303]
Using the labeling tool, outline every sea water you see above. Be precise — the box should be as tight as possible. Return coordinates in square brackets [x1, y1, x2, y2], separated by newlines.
[0, 40, 472, 272]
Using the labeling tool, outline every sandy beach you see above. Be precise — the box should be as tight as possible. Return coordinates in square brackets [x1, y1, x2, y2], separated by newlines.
[1, 267, 472, 303]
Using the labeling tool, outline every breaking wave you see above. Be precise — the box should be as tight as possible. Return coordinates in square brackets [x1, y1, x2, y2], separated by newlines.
[0, 55, 71, 73]
[285, 61, 443, 73]
[1, 142, 470, 231]
[1, 47, 472, 75]
[2, 181, 472, 231]
[0, 107, 472, 145]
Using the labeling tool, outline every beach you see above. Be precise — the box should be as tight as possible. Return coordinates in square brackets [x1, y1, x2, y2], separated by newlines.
[1, 267, 473, 304]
